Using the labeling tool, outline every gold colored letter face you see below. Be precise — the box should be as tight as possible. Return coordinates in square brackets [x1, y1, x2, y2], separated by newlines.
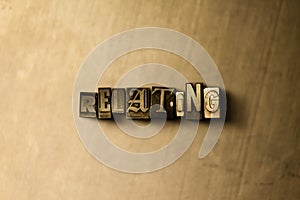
[126, 88, 150, 119]
[98, 88, 112, 119]
[185, 83, 203, 120]
[204, 88, 220, 118]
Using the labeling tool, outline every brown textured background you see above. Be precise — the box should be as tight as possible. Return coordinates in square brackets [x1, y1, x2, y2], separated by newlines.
[0, 0, 299, 199]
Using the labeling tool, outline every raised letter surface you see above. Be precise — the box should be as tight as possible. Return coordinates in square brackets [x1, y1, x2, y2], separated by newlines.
[176, 92, 184, 117]
[150, 87, 175, 119]
[126, 88, 150, 119]
[204, 87, 220, 118]
[112, 88, 125, 114]
[79, 92, 97, 118]
[98, 88, 112, 119]
[185, 83, 203, 120]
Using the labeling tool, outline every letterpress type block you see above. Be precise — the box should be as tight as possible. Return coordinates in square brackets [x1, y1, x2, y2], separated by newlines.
[79, 92, 97, 118]
[185, 83, 203, 120]
[176, 92, 184, 117]
[204, 87, 220, 118]
[126, 88, 150, 119]
[98, 88, 112, 119]
[150, 87, 175, 119]
[112, 88, 125, 114]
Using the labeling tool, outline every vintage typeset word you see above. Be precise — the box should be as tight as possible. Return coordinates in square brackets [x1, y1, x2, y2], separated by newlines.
[79, 83, 220, 120]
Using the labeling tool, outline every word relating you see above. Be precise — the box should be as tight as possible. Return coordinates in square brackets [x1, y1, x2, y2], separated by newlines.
[79, 83, 220, 120]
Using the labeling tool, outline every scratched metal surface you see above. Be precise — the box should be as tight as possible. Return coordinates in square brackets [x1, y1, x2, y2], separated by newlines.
[0, 0, 299, 199]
